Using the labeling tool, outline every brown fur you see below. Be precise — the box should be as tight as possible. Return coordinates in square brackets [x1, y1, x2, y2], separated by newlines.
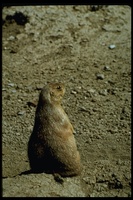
[28, 82, 81, 177]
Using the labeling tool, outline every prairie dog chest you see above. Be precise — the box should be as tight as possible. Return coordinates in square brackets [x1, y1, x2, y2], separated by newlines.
[45, 105, 73, 134]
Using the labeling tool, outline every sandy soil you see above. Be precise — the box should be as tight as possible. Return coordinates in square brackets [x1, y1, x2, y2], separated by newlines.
[2, 5, 131, 197]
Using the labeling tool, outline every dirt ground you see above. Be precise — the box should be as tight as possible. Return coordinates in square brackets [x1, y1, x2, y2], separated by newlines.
[2, 5, 131, 197]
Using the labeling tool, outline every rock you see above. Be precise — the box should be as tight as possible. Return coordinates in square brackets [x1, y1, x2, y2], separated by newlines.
[103, 66, 111, 71]
[112, 145, 117, 150]
[108, 80, 115, 85]
[36, 84, 44, 90]
[96, 135, 102, 139]
[23, 93, 28, 97]
[96, 73, 105, 80]
[71, 90, 77, 95]
[116, 159, 122, 165]
[8, 36, 15, 41]
[79, 106, 88, 112]
[88, 88, 96, 93]
[16, 132, 21, 136]
[8, 83, 15, 87]
[26, 86, 33, 92]
[11, 90, 17, 93]
[17, 111, 25, 115]
[108, 44, 116, 49]
[16, 84, 23, 89]
[16, 33, 27, 40]
[99, 89, 108, 96]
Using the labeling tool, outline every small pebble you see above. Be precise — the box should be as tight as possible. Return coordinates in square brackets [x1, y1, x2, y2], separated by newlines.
[71, 90, 77, 95]
[96, 135, 102, 139]
[108, 80, 115, 85]
[23, 93, 28, 97]
[17, 111, 25, 115]
[99, 89, 108, 96]
[88, 88, 96, 93]
[8, 83, 15, 87]
[26, 86, 33, 92]
[16, 33, 26, 40]
[11, 89, 17, 93]
[79, 106, 88, 112]
[17, 83, 23, 89]
[112, 145, 117, 150]
[103, 66, 111, 71]
[16, 132, 21, 136]
[36, 84, 44, 90]
[109, 44, 116, 49]
[77, 86, 82, 90]
[28, 125, 33, 132]
[8, 35, 15, 41]
[96, 73, 104, 80]
[116, 159, 122, 165]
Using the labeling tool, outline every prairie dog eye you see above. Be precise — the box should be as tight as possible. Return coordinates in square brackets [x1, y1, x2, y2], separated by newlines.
[57, 85, 61, 90]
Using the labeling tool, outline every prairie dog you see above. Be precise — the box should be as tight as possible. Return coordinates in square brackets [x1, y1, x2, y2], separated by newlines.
[28, 82, 81, 177]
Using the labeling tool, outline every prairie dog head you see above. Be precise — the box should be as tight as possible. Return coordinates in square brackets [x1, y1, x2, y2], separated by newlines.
[40, 82, 65, 104]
